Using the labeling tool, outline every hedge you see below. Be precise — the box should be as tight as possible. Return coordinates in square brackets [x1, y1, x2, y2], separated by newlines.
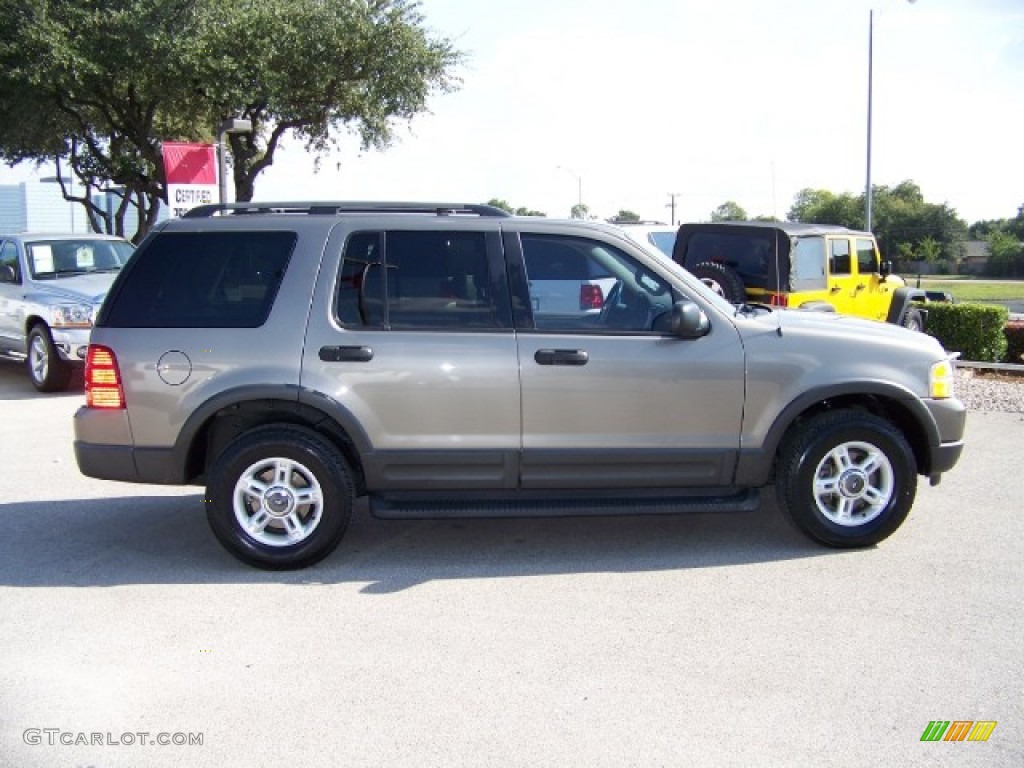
[1005, 320, 1024, 364]
[924, 303, 1009, 362]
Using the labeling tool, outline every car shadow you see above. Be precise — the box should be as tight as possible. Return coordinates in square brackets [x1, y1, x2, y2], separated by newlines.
[0, 493, 835, 592]
[0, 358, 84, 401]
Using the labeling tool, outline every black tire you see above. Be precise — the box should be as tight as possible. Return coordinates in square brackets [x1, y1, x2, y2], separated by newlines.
[775, 410, 917, 548]
[206, 425, 355, 570]
[689, 262, 746, 303]
[26, 324, 73, 392]
[901, 306, 924, 332]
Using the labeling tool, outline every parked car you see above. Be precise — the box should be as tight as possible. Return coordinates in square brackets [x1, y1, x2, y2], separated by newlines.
[0, 232, 135, 391]
[74, 202, 964, 569]
[672, 221, 937, 330]
[617, 222, 677, 258]
[520, 233, 619, 326]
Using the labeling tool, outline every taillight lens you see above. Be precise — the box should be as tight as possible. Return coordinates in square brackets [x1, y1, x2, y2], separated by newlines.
[580, 284, 604, 310]
[85, 345, 125, 409]
[769, 293, 789, 307]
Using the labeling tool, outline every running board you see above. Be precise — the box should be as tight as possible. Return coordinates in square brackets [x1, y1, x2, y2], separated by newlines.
[368, 488, 761, 520]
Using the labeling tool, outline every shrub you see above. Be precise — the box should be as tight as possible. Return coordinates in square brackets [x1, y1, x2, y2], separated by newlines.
[1005, 320, 1024, 364]
[925, 303, 1009, 362]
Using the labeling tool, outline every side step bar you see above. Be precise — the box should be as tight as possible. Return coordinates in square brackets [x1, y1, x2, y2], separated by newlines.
[369, 488, 761, 520]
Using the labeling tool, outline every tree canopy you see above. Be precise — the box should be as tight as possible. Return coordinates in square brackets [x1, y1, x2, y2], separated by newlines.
[0, 0, 461, 241]
[787, 180, 967, 264]
[711, 201, 747, 221]
[486, 198, 546, 217]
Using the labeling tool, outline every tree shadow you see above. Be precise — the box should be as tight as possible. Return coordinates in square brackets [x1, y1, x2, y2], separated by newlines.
[0, 493, 834, 592]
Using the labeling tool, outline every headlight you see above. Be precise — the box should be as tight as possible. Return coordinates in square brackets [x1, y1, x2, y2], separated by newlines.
[49, 303, 94, 328]
[929, 358, 955, 399]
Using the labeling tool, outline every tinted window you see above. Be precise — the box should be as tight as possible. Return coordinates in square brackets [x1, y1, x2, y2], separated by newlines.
[856, 239, 877, 274]
[829, 239, 851, 275]
[684, 232, 770, 289]
[337, 230, 499, 330]
[103, 231, 294, 328]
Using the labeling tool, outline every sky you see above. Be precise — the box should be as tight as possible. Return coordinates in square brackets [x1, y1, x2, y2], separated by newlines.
[2, 0, 1022, 225]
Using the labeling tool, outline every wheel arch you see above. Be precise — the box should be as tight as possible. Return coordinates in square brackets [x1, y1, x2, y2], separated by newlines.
[173, 386, 372, 494]
[886, 287, 929, 324]
[736, 383, 940, 486]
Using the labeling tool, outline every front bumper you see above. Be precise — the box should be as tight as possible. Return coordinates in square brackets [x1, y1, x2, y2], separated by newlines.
[923, 396, 967, 476]
[50, 327, 92, 363]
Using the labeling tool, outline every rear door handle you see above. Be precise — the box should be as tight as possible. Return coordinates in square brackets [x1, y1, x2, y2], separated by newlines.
[319, 345, 373, 362]
[534, 348, 589, 366]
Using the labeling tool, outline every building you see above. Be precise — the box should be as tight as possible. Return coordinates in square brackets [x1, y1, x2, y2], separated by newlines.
[0, 179, 159, 236]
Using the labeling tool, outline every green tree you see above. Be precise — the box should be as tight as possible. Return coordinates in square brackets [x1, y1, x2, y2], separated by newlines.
[0, 0, 460, 241]
[711, 201, 747, 221]
[608, 210, 641, 223]
[985, 230, 1023, 277]
[787, 188, 861, 227]
[570, 203, 590, 220]
[486, 198, 545, 217]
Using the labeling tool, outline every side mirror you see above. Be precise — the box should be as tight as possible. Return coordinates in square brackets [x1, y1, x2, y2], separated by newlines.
[671, 301, 710, 339]
[879, 260, 892, 280]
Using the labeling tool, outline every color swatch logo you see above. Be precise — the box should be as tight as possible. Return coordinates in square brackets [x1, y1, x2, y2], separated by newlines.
[920, 721, 997, 742]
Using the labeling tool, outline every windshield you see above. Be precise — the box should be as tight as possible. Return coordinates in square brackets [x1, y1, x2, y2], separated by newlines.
[27, 239, 134, 279]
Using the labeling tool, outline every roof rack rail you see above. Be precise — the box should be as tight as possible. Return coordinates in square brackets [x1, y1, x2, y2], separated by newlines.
[182, 201, 512, 219]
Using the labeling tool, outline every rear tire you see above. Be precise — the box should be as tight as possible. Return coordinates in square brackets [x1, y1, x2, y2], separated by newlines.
[901, 306, 924, 332]
[27, 324, 73, 392]
[775, 410, 917, 548]
[206, 425, 355, 570]
[690, 262, 746, 303]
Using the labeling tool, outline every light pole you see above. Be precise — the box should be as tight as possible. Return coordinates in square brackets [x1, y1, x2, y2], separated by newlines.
[218, 118, 253, 205]
[557, 165, 583, 217]
[865, 0, 916, 232]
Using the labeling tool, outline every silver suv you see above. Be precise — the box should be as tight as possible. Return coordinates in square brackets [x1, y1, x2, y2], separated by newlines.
[0, 233, 135, 391]
[73, 202, 965, 569]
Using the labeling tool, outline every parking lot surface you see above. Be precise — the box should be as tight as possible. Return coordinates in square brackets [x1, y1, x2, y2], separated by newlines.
[0, 359, 1021, 767]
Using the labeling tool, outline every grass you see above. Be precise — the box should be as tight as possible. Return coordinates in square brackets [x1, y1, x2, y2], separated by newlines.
[910, 278, 1024, 302]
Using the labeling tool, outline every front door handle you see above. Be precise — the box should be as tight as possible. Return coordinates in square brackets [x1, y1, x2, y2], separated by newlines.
[534, 348, 589, 366]
[319, 345, 373, 362]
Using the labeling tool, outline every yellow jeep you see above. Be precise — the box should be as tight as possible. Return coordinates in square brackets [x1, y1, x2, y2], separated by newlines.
[672, 221, 934, 330]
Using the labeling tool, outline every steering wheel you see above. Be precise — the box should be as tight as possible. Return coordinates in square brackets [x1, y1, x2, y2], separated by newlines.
[599, 280, 623, 327]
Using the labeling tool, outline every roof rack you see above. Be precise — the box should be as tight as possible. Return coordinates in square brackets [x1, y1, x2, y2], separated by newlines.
[182, 202, 512, 219]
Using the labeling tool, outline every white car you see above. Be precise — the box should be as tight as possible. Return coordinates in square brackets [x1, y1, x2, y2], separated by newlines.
[0, 232, 134, 391]
[617, 223, 678, 258]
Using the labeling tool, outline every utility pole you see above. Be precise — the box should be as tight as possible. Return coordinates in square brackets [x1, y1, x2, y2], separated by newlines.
[666, 193, 680, 226]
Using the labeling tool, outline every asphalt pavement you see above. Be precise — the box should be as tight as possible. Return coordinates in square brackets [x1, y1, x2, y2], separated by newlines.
[0, 359, 1021, 767]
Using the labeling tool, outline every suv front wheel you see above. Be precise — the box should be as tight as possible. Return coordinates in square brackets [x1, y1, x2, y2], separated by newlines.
[27, 324, 73, 392]
[775, 410, 917, 548]
[206, 425, 355, 569]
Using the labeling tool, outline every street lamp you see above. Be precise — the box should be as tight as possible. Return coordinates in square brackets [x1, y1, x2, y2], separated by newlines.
[556, 165, 583, 217]
[865, 0, 916, 232]
[218, 117, 253, 205]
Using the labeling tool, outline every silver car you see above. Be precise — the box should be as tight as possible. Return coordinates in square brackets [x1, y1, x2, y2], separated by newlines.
[0, 232, 134, 391]
[73, 202, 965, 570]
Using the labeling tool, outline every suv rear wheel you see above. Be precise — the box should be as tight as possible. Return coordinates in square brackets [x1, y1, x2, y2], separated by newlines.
[689, 262, 746, 303]
[775, 410, 917, 548]
[206, 425, 355, 570]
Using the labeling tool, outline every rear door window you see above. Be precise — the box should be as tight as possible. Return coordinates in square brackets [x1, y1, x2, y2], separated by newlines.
[335, 230, 502, 330]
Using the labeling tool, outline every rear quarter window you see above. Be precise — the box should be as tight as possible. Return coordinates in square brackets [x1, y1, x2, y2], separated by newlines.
[101, 231, 295, 328]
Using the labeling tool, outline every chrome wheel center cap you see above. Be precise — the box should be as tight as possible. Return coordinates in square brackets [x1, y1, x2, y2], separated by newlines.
[839, 470, 867, 498]
[264, 487, 295, 517]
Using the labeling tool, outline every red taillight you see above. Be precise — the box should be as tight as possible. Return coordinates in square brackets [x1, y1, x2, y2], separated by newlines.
[580, 284, 604, 310]
[769, 293, 789, 307]
[85, 345, 125, 409]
